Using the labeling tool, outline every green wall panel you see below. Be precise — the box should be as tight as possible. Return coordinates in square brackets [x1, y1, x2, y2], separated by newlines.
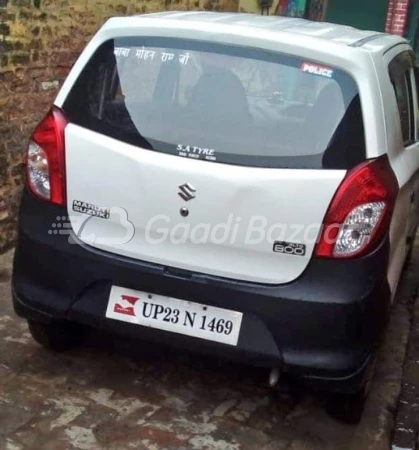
[406, 1, 419, 58]
[326, 0, 388, 32]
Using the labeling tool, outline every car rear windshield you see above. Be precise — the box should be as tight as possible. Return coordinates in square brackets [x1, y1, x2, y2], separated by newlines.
[63, 37, 366, 169]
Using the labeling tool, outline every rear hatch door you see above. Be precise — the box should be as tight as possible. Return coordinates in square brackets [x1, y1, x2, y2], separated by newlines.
[62, 37, 365, 284]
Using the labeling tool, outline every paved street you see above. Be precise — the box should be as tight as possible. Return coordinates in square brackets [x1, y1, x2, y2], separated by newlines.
[0, 245, 418, 450]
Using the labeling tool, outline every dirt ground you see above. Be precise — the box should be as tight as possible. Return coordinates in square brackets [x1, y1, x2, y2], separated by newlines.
[1, 244, 418, 450]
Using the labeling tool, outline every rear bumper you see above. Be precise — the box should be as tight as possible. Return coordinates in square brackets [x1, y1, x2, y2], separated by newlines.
[12, 190, 391, 393]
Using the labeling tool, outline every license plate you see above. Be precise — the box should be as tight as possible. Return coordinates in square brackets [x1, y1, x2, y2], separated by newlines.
[106, 286, 243, 346]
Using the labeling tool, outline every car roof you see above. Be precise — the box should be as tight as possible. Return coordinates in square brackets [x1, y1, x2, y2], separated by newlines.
[130, 11, 407, 53]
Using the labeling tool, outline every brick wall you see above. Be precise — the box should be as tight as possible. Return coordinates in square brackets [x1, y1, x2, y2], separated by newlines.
[386, 0, 410, 36]
[0, 0, 238, 252]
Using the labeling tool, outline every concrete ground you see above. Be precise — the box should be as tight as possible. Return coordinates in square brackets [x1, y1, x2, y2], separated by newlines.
[1, 244, 418, 450]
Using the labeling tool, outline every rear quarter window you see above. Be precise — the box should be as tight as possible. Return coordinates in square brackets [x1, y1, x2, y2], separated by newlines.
[63, 37, 366, 169]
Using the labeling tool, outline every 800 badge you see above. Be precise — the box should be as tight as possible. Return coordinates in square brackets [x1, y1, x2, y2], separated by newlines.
[273, 241, 306, 256]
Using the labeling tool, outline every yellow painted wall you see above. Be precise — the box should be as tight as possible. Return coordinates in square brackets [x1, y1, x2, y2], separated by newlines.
[239, 0, 280, 15]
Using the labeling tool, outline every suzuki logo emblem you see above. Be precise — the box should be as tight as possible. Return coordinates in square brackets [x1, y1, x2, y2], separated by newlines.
[178, 183, 196, 201]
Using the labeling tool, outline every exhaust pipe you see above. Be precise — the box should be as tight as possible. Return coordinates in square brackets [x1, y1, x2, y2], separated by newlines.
[268, 368, 280, 388]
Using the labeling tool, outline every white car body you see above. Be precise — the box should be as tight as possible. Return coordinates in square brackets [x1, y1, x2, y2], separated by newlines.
[54, 12, 419, 290]
[12, 13, 419, 400]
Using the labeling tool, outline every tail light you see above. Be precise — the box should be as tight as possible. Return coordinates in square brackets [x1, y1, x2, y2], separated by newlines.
[26, 107, 68, 206]
[315, 156, 399, 259]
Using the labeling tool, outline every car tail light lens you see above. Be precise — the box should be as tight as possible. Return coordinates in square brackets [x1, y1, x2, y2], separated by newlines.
[315, 156, 399, 259]
[26, 107, 68, 206]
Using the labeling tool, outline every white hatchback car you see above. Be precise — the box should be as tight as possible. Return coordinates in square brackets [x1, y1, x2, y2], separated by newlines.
[12, 12, 419, 421]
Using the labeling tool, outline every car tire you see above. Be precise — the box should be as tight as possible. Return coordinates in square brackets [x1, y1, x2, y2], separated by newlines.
[325, 356, 376, 424]
[28, 320, 92, 352]
[325, 389, 367, 424]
